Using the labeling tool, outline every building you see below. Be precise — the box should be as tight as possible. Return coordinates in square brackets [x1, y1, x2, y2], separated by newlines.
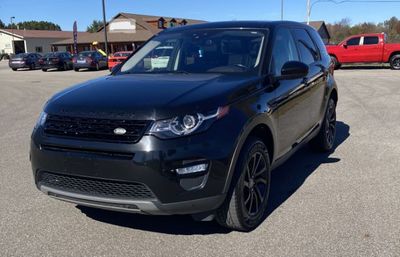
[52, 13, 205, 53]
[0, 29, 89, 55]
[305, 21, 331, 44]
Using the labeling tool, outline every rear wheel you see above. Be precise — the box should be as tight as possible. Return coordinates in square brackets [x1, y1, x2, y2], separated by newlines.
[62, 62, 68, 71]
[95, 63, 100, 71]
[216, 137, 271, 231]
[390, 54, 400, 70]
[30, 63, 35, 70]
[310, 98, 337, 152]
[74, 68, 79, 72]
[42, 68, 47, 72]
[12, 68, 17, 71]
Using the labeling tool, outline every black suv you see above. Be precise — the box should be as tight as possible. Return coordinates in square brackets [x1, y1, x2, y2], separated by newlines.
[31, 21, 338, 231]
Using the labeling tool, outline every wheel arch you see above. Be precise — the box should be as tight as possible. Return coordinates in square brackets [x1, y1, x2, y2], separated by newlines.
[222, 117, 276, 194]
[388, 51, 400, 62]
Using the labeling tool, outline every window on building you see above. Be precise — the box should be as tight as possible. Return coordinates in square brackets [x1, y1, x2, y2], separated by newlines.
[364, 36, 379, 45]
[35, 46, 43, 53]
[158, 17, 165, 29]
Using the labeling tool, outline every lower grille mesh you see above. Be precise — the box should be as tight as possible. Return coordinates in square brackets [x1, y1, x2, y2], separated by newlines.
[38, 171, 155, 200]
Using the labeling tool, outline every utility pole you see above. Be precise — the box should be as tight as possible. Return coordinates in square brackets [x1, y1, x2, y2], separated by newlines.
[281, 0, 284, 20]
[102, 0, 109, 56]
[307, 0, 311, 25]
[10, 16, 15, 54]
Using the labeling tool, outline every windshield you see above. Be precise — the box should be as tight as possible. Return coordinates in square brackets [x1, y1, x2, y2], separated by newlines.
[114, 52, 132, 57]
[120, 29, 267, 74]
[14, 53, 28, 58]
[79, 52, 95, 57]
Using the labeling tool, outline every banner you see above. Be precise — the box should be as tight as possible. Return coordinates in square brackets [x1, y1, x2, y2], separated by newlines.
[73, 21, 78, 54]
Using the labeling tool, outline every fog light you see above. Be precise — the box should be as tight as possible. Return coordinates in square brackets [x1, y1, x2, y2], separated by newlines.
[175, 163, 208, 175]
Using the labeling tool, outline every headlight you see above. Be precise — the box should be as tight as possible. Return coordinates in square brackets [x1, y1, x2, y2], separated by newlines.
[34, 111, 47, 129]
[149, 106, 229, 138]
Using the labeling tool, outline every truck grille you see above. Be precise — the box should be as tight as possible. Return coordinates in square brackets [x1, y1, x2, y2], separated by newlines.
[44, 114, 150, 143]
[38, 171, 155, 200]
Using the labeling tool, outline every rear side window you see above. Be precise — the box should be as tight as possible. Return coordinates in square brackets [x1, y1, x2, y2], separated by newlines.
[347, 37, 360, 46]
[308, 28, 328, 56]
[364, 36, 379, 45]
[270, 28, 299, 76]
[292, 29, 320, 65]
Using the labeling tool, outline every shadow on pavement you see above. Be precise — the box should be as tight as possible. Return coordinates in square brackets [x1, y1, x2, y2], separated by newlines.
[340, 65, 390, 70]
[78, 121, 350, 235]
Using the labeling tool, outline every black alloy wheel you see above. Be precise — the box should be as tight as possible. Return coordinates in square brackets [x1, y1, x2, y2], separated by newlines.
[390, 55, 400, 70]
[311, 98, 337, 152]
[216, 137, 271, 231]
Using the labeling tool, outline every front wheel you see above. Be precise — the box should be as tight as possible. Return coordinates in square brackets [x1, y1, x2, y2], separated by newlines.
[310, 98, 337, 152]
[216, 137, 271, 231]
[330, 56, 341, 70]
[390, 54, 400, 70]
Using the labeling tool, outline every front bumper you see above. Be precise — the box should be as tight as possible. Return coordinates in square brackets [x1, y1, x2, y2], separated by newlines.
[31, 117, 241, 215]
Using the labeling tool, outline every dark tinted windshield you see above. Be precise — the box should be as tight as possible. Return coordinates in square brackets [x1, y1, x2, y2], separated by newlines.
[14, 53, 28, 58]
[120, 29, 267, 74]
[79, 51, 96, 57]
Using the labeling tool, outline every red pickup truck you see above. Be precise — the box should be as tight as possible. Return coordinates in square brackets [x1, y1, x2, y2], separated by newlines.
[326, 33, 400, 70]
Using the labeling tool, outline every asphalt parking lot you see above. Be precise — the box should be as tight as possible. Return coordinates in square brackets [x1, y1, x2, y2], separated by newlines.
[0, 61, 399, 257]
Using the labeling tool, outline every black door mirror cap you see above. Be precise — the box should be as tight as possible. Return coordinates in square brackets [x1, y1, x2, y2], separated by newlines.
[278, 61, 309, 80]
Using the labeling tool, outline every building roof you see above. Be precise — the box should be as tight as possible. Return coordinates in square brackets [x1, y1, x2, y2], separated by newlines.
[304, 21, 331, 39]
[0, 29, 89, 39]
[53, 30, 154, 45]
[97, 12, 206, 33]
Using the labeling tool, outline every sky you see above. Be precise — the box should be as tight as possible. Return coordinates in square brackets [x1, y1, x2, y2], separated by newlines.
[1, 0, 400, 31]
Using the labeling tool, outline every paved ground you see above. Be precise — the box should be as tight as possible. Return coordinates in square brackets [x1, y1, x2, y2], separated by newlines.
[0, 61, 399, 257]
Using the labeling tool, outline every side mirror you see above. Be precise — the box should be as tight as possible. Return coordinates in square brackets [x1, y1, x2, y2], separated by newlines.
[111, 63, 122, 74]
[343, 43, 348, 48]
[279, 61, 309, 80]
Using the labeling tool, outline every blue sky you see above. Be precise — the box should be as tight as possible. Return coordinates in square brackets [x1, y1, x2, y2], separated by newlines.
[1, 0, 400, 31]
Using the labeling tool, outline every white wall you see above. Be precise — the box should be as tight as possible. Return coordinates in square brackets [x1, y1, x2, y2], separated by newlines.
[0, 31, 22, 54]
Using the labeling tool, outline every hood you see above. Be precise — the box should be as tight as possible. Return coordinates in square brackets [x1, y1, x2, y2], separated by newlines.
[45, 73, 261, 120]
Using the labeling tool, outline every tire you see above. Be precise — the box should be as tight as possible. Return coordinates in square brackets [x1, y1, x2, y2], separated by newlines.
[62, 62, 68, 71]
[74, 68, 79, 72]
[30, 63, 35, 70]
[389, 54, 400, 70]
[95, 63, 100, 71]
[310, 98, 337, 152]
[330, 55, 341, 70]
[216, 137, 271, 231]
[12, 68, 17, 71]
[42, 68, 47, 72]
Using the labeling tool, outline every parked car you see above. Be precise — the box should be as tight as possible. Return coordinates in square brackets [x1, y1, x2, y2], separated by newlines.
[108, 51, 132, 71]
[39, 52, 73, 71]
[73, 51, 108, 71]
[9, 53, 42, 71]
[31, 21, 338, 231]
[326, 32, 400, 69]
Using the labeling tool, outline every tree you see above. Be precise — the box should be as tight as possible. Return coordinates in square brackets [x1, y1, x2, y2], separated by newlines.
[5, 21, 61, 30]
[0, 19, 5, 29]
[86, 20, 104, 33]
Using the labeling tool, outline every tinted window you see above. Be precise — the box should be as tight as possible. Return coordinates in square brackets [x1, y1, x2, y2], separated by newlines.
[308, 28, 328, 56]
[15, 53, 28, 58]
[292, 29, 320, 65]
[79, 51, 95, 57]
[364, 36, 379, 45]
[120, 29, 267, 74]
[347, 37, 360, 46]
[270, 28, 299, 76]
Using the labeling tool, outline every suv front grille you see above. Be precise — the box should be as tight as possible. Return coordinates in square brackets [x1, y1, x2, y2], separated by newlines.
[44, 114, 150, 143]
[38, 171, 155, 200]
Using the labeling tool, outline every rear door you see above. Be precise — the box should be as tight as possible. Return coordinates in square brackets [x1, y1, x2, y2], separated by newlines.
[361, 36, 382, 62]
[270, 27, 312, 156]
